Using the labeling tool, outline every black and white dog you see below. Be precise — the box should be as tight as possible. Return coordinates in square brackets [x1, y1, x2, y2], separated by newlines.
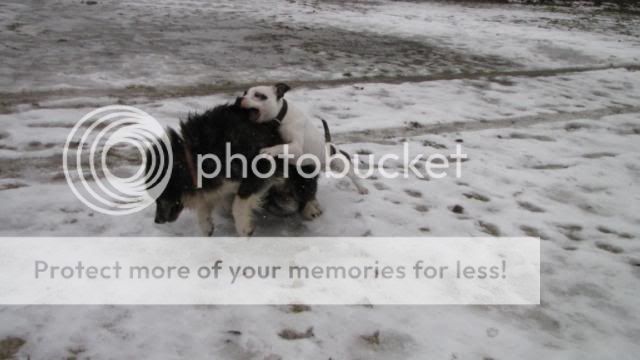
[146, 103, 319, 236]
[236, 83, 369, 204]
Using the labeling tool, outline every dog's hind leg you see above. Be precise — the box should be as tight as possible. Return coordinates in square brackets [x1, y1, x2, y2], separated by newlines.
[302, 198, 323, 220]
[197, 201, 216, 236]
[289, 164, 322, 220]
[347, 169, 369, 195]
[299, 174, 323, 220]
[328, 149, 369, 195]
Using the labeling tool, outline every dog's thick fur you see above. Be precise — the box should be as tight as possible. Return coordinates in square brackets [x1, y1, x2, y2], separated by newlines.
[146, 103, 319, 236]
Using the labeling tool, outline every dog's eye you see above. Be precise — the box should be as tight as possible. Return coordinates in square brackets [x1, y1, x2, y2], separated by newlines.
[255, 92, 267, 101]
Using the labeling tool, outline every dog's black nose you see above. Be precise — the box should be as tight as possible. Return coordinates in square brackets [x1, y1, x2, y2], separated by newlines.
[234, 97, 243, 106]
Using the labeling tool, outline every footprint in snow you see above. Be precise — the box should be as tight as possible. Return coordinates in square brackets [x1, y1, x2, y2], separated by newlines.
[557, 224, 583, 241]
[478, 221, 500, 236]
[582, 152, 617, 159]
[464, 192, 490, 202]
[595, 242, 624, 254]
[506, 132, 555, 142]
[520, 225, 547, 240]
[597, 226, 634, 239]
[25, 141, 56, 151]
[0, 182, 28, 191]
[373, 182, 389, 191]
[517, 201, 545, 213]
[530, 163, 571, 170]
[278, 327, 314, 340]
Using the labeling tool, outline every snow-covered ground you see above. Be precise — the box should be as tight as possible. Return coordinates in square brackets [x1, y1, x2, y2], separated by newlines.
[1, 0, 639, 93]
[1, 0, 639, 359]
[2, 73, 639, 358]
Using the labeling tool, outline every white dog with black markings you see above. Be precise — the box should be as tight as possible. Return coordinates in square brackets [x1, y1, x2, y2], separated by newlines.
[236, 83, 368, 216]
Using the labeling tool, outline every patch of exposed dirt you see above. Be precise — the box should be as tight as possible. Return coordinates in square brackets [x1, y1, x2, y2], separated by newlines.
[278, 327, 314, 340]
[0, 337, 25, 360]
[464, 192, 490, 202]
[478, 221, 501, 236]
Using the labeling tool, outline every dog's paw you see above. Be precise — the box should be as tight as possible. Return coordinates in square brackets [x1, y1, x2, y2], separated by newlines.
[232, 196, 257, 237]
[234, 210, 255, 236]
[199, 221, 215, 237]
[235, 222, 255, 237]
[302, 200, 323, 220]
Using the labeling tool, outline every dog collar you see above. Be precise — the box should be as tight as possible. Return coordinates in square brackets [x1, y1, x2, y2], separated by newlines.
[274, 99, 288, 123]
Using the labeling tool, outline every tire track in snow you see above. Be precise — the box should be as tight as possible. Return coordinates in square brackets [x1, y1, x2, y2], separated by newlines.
[2, 105, 639, 184]
[333, 105, 640, 144]
[1, 63, 639, 114]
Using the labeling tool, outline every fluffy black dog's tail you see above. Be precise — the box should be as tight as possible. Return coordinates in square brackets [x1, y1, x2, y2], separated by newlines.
[320, 118, 331, 143]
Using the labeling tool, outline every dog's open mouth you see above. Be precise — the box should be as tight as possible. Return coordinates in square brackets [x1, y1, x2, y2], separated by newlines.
[247, 108, 260, 122]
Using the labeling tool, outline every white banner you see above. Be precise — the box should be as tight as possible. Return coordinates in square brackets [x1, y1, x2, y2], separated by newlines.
[0, 237, 539, 305]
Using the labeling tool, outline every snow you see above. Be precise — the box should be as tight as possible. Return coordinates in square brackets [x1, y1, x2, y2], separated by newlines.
[1, 80, 639, 358]
[3, 67, 638, 164]
[1, 0, 639, 359]
[2, 0, 639, 91]
[253, 0, 640, 68]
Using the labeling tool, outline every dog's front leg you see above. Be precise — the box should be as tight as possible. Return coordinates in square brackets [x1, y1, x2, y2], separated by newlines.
[232, 193, 261, 237]
[260, 144, 286, 158]
[232, 177, 271, 237]
[260, 143, 304, 162]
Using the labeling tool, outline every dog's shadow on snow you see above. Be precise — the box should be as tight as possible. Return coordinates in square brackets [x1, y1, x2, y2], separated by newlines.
[213, 211, 311, 237]
[153, 209, 310, 237]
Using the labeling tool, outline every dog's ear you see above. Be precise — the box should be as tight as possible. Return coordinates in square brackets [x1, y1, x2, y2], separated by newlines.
[274, 83, 291, 100]
[166, 127, 182, 146]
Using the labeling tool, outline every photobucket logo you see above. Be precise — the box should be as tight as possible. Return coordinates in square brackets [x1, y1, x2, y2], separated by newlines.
[195, 142, 467, 187]
[63, 106, 172, 215]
